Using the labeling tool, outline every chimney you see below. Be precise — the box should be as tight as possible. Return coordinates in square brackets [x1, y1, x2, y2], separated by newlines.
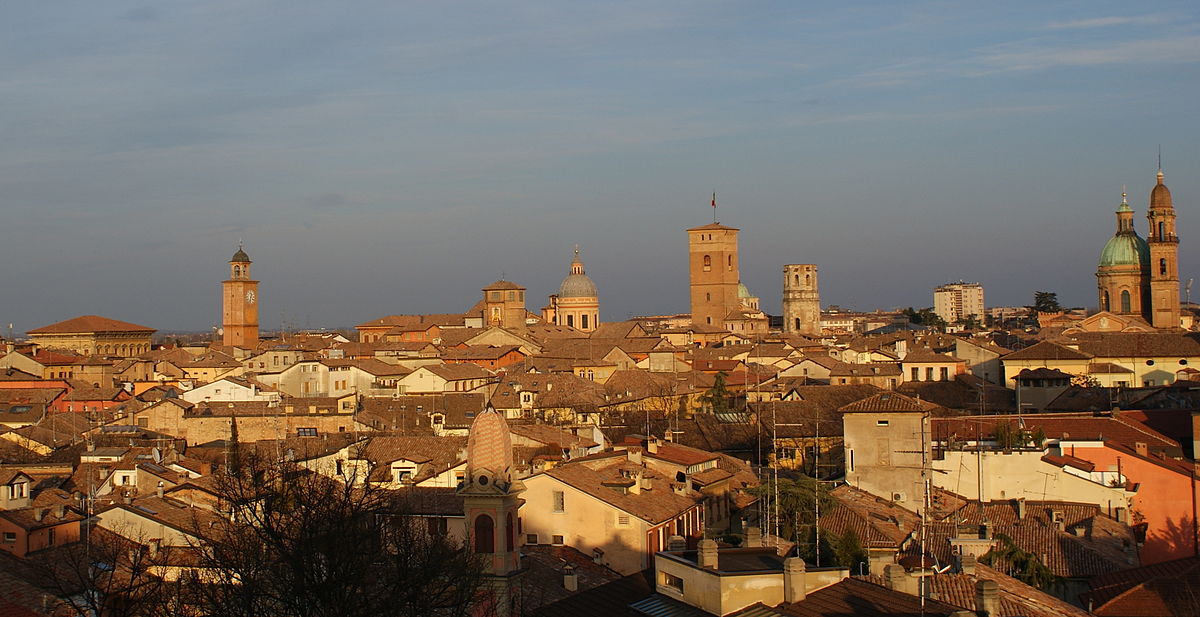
[975, 579, 999, 616]
[1016, 498, 1026, 520]
[668, 535, 686, 552]
[87, 441, 95, 452]
[957, 553, 977, 576]
[562, 564, 578, 592]
[156, 482, 164, 499]
[664, 430, 674, 443]
[746, 526, 762, 548]
[123, 495, 133, 505]
[883, 564, 906, 592]
[626, 449, 643, 465]
[646, 436, 659, 455]
[55, 505, 66, 519]
[698, 538, 718, 570]
[34, 509, 46, 522]
[640, 476, 653, 492]
[783, 557, 806, 603]
[1134, 442, 1148, 457]
[148, 538, 161, 557]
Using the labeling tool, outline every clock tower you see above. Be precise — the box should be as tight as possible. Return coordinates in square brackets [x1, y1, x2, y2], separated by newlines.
[222, 245, 260, 348]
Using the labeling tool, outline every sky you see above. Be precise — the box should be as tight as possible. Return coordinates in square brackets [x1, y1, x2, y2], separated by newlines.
[3, 1, 1199, 334]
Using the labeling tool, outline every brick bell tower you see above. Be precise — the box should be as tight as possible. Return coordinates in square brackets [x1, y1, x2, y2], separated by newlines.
[222, 244, 260, 348]
[1146, 168, 1182, 328]
[458, 405, 524, 617]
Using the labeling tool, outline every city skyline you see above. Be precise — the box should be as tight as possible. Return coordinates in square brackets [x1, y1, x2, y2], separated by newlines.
[3, 1, 1199, 331]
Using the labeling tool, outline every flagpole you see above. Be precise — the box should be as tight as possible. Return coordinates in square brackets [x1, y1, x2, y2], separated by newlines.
[712, 191, 717, 224]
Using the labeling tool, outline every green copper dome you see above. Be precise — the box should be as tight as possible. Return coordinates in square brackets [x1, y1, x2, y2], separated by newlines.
[1098, 232, 1149, 267]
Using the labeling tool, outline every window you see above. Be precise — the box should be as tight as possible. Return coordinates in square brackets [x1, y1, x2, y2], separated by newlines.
[566, 314, 574, 328]
[925, 367, 934, 381]
[526, 534, 538, 544]
[581, 314, 589, 330]
[794, 318, 801, 330]
[727, 255, 733, 270]
[876, 420, 890, 426]
[1121, 290, 1131, 313]
[297, 427, 317, 437]
[553, 490, 565, 512]
[507, 291, 515, 301]
[474, 514, 494, 553]
[2, 532, 15, 543]
[552, 535, 564, 545]
[703, 255, 712, 271]
[911, 367, 919, 381]
[939, 367, 949, 381]
[1160, 258, 1168, 275]
[47, 528, 56, 545]
[662, 572, 685, 593]
[617, 514, 630, 526]
[506, 514, 515, 551]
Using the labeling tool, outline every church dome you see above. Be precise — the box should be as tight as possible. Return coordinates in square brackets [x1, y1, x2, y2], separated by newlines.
[231, 247, 251, 263]
[737, 282, 752, 298]
[1099, 232, 1150, 267]
[1151, 170, 1173, 210]
[557, 248, 597, 299]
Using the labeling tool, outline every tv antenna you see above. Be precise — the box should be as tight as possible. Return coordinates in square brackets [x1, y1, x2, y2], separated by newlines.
[1187, 279, 1193, 306]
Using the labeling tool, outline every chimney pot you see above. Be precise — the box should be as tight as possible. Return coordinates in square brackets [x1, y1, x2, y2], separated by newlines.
[746, 526, 762, 548]
[34, 509, 46, 522]
[668, 535, 686, 552]
[698, 538, 718, 570]
[783, 557, 806, 603]
[562, 564, 577, 592]
[958, 553, 977, 576]
[976, 579, 999, 616]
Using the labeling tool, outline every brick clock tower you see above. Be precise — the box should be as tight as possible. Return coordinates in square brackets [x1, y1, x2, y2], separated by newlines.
[222, 245, 259, 348]
[1146, 169, 1182, 328]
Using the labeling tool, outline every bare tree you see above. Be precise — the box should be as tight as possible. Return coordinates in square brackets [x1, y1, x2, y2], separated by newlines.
[186, 448, 487, 617]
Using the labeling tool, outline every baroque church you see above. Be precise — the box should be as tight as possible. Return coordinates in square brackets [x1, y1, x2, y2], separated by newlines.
[1096, 169, 1181, 329]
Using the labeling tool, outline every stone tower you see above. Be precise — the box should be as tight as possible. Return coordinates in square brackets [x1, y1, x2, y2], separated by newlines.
[544, 247, 600, 332]
[222, 245, 259, 348]
[1096, 191, 1150, 317]
[458, 405, 524, 617]
[782, 264, 820, 336]
[688, 222, 741, 329]
[482, 281, 527, 330]
[1146, 169, 1181, 328]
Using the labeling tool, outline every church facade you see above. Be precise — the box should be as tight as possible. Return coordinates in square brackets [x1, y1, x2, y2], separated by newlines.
[1096, 170, 1182, 329]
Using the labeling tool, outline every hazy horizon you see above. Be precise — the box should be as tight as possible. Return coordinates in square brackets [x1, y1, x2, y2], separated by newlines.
[4, 1, 1199, 333]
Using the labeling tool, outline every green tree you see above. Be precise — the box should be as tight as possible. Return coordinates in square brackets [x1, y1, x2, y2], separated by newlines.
[902, 307, 946, 330]
[750, 475, 834, 558]
[1031, 291, 1062, 314]
[699, 371, 734, 415]
[832, 528, 870, 574]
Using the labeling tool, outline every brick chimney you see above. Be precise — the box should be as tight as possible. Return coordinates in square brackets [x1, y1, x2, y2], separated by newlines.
[698, 538, 718, 569]
[975, 579, 999, 616]
[783, 557, 806, 603]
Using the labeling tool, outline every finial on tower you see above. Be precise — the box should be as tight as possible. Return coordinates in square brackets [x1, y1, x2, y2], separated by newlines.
[1122, 185, 1127, 203]
[574, 244, 580, 258]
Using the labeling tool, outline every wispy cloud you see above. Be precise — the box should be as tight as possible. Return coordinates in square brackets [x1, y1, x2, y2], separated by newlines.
[1044, 14, 1169, 30]
[975, 34, 1200, 72]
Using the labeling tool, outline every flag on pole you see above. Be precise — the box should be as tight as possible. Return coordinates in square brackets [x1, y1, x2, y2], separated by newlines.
[712, 192, 716, 209]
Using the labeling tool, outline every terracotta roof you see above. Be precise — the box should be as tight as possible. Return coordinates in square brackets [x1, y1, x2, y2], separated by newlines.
[509, 423, 597, 449]
[1081, 555, 1200, 616]
[839, 392, 929, 413]
[1003, 341, 1093, 361]
[529, 570, 653, 617]
[358, 436, 467, 483]
[482, 280, 525, 291]
[542, 459, 701, 524]
[27, 315, 155, 335]
[931, 413, 1180, 452]
[521, 544, 624, 611]
[902, 348, 964, 363]
[1066, 332, 1200, 359]
[422, 363, 494, 381]
[686, 222, 739, 232]
[0, 505, 84, 530]
[1015, 367, 1074, 379]
[780, 577, 963, 616]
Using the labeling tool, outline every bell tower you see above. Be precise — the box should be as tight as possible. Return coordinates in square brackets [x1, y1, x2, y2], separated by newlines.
[222, 245, 260, 348]
[1146, 169, 1181, 328]
[458, 405, 524, 617]
[782, 264, 820, 336]
[688, 222, 741, 329]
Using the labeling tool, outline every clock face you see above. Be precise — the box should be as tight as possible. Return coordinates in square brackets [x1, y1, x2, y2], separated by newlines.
[245, 290, 256, 304]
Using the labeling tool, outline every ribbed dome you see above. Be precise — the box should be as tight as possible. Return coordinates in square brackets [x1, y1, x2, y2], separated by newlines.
[737, 282, 752, 298]
[1099, 232, 1150, 267]
[1151, 170, 1172, 209]
[231, 247, 250, 263]
[557, 248, 598, 298]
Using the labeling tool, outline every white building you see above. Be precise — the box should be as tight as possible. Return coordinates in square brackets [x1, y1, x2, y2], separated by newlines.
[933, 281, 984, 324]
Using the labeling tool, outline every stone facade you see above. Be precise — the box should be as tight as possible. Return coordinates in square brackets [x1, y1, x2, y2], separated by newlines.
[782, 264, 820, 336]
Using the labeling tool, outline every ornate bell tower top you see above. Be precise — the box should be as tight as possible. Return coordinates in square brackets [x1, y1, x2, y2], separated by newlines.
[229, 244, 252, 280]
[461, 405, 517, 493]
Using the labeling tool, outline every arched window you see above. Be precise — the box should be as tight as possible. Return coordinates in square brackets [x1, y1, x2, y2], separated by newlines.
[806, 274, 811, 286]
[1121, 290, 1131, 313]
[1159, 222, 1165, 239]
[505, 513, 515, 552]
[234, 266, 241, 277]
[794, 318, 801, 330]
[474, 514, 494, 553]
[581, 314, 589, 330]
[727, 255, 733, 270]
[1102, 290, 1110, 311]
[703, 255, 711, 271]
[1160, 258, 1168, 275]
[794, 274, 799, 285]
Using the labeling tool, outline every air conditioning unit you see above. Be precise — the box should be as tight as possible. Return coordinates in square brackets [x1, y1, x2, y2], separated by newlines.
[892, 492, 906, 502]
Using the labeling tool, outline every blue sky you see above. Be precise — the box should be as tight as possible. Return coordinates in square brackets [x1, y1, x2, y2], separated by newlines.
[3, 1, 1199, 333]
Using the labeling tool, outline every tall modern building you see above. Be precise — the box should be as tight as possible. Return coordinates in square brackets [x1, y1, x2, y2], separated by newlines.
[782, 264, 820, 336]
[933, 282, 984, 324]
[1096, 170, 1182, 328]
[222, 245, 260, 348]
